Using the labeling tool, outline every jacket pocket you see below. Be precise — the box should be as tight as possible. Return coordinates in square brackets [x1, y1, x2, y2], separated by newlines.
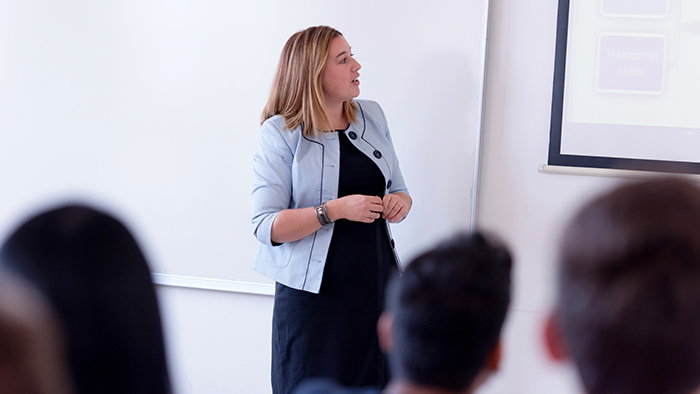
[259, 241, 297, 269]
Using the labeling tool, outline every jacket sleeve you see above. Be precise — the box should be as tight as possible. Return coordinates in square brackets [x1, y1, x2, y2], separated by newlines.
[375, 102, 411, 223]
[251, 119, 294, 247]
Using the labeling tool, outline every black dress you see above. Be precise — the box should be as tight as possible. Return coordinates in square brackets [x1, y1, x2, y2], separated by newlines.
[271, 129, 399, 394]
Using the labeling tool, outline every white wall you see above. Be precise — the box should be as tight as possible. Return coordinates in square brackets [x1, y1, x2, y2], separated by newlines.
[476, 0, 627, 393]
[0, 0, 648, 392]
[157, 286, 273, 393]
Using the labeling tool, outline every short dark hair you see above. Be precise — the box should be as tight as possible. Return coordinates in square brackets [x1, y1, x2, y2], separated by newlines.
[386, 232, 512, 392]
[557, 178, 700, 394]
[0, 205, 171, 394]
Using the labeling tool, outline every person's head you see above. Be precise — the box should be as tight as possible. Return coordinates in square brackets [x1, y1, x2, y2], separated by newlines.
[378, 232, 512, 393]
[545, 178, 700, 394]
[0, 205, 171, 394]
[261, 25, 360, 136]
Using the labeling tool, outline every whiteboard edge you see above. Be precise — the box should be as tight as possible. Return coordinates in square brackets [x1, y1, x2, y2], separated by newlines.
[470, 0, 492, 232]
[152, 273, 275, 296]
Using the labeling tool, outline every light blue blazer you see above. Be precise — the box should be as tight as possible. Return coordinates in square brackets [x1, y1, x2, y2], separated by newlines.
[251, 99, 409, 293]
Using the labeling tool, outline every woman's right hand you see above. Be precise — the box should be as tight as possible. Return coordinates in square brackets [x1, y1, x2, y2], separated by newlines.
[327, 195, 384, 223]
[270, 194, 384, 244]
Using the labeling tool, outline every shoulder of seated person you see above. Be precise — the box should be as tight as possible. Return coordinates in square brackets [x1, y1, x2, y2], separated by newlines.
[293, 377, 380, 394]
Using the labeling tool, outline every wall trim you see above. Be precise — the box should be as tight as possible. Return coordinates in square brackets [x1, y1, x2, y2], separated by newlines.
[152, 273, 275, 296]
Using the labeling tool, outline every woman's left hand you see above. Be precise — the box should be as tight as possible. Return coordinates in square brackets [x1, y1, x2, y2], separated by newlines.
[382, 193, 411, 223]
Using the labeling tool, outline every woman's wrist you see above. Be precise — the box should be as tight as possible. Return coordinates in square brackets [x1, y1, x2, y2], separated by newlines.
[314, 203, 333, 226]
[324, 199, 342, 222]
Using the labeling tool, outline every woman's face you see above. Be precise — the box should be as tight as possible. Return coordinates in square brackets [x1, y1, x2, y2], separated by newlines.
[322, 35, 361, 109]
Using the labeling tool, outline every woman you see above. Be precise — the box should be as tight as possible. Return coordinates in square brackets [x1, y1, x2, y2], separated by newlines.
[251, 26, 412, 394]
[0, 205, 172, 394]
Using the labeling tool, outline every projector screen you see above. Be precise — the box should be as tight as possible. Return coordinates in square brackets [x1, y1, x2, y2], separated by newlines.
[548, 0, 700, 173]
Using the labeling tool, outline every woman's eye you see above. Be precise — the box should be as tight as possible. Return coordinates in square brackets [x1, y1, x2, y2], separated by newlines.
[340, 58, 347, 64]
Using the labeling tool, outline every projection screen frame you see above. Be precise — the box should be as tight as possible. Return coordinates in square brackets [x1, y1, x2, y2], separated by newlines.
[547, 0, 700, 176]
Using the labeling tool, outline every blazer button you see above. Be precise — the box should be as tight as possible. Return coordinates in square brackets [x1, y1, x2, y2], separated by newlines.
[373, 150, 382, 159]
[387, 180, 392, 189]
[348, 131, 357, 140]
[390, 239, 396, 248]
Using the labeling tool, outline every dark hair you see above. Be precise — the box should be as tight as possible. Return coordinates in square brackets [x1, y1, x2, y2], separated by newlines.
[557, 178, 700, 394]
[0, 205, 171, 394]
[386, 232, 512, 392]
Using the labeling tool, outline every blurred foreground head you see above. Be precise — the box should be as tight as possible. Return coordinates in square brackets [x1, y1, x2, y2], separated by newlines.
[381, 232, 512, 393]
[549, 178, 700, 394]
[0, 205, 171, 394]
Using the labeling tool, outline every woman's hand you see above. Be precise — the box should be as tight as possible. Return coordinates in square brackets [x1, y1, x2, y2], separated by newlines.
[271, 193, 407, 244]
[270, 194, 385, 244]
[326, 195, 384, 223]
[382, 193, 411, 223]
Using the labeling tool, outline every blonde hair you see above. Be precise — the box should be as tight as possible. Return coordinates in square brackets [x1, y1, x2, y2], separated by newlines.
[261, 26, 357, 137]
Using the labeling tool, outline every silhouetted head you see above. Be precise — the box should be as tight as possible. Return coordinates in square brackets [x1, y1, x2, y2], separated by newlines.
[0, 205, 171, 394]
[382, 232, 512, 392]
[554, 178, 700, 394]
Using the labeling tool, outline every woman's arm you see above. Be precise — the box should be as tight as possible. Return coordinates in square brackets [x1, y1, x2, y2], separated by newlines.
[270, 194, 385, 244]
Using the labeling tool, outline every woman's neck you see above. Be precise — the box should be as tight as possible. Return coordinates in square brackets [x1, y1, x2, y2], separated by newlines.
[326, 102, 349, 130]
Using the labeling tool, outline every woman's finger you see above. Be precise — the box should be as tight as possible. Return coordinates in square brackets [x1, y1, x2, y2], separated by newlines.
[384, 198, 402, 219]
[387, 203, 405, 222]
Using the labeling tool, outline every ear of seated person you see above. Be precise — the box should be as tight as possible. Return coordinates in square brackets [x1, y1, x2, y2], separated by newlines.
[0, 272, 74, 394]
[0, 205, 172, 394]
[544, 178, 700, 394]
[293, 232, 513, 394]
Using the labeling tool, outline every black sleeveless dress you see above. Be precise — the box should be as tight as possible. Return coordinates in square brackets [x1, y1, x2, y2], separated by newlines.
[271, 129, 399, 394]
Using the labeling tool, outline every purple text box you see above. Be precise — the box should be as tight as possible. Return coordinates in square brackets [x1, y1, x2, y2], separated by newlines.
[597, 35, 665, 93]
[602, 0, 668, 17]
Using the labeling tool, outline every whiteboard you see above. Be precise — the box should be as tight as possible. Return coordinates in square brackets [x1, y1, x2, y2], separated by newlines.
[0, 0, 488, 290]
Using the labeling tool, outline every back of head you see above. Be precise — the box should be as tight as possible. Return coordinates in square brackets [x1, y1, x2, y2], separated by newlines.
[386, 232, 512, 392]
[0, 205, 171, 394]
[557, 178, 700, 394]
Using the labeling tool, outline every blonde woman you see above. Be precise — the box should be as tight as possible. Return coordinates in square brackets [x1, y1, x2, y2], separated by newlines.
[252, 26, 412, 394]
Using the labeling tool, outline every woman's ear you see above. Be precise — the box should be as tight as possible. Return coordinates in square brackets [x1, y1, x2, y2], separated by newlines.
[544, 312, 569, 361]
[377, 312, 394, 353]
[485, 340, 502, 371]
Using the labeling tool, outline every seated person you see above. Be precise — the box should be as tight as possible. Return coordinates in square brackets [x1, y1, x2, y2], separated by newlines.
[544, 178, 700, 394]
[294, 232, 512, 394]
[0, 205, 172, 394]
